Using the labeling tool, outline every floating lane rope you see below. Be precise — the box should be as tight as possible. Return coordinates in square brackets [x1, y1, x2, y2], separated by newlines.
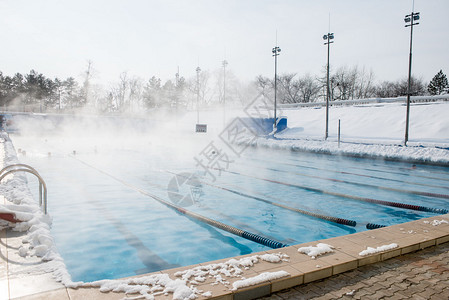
[366, 223, 387, 229]
[247, 156, 449, 191]
[168, 171, 358, 227]
[71, 156, 287, 249]
[243, 163, 449, 201]
[282, 155, 449, 182]
[218, 168, 448, 215]
[347, 165, 449, 182]
[143, 178, 289, 244]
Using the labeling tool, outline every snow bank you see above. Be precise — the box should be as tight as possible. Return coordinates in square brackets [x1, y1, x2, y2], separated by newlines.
[423, 219, 449, 226]
[75, 252, 289, 299]
[297, 243, 334, 259]
[358, 243, 398, 256]
[0, 132, 76, 286]
[238, 102, 449, 164]
[238, 135, 449, 165]
[231, 271, 290, 291]
[174, 252, 289, 286]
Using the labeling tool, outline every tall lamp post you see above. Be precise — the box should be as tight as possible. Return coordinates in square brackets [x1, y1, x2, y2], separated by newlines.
[404, 11, 420, 146]
[272, 46, 281, 129]
[196, 66, 201, 124]
[323, 32, 334, 140]
[222, 60, 228, 126]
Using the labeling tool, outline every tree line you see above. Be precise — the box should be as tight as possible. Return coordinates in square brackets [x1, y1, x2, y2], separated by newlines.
[1, 64, 447, 114]
[256, 67, 448, 104]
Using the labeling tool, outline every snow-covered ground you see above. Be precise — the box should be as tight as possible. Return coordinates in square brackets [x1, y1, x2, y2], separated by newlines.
[279, 101, 449, 144]
[237, 101, 449, 164]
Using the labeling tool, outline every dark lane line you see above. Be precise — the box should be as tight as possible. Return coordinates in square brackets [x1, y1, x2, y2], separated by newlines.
[244, 156, 449, 191]
[240, 161, 449, 200]
[213, 167, 448, 215]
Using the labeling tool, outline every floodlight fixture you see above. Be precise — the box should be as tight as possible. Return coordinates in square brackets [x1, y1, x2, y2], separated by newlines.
[403, 10, 420, 146]
[272, 46, 281, 129]
[323, 32, 335, 140]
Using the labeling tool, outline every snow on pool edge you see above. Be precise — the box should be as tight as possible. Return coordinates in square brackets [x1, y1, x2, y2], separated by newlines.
[237, 134, 449, 165]
[0, 132, 79, 287]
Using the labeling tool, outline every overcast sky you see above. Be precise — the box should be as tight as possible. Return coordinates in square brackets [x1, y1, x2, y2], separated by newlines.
[1, 0, 448, 86]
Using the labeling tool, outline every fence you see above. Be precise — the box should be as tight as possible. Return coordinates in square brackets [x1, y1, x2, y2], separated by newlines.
[278, 94, 449, 109]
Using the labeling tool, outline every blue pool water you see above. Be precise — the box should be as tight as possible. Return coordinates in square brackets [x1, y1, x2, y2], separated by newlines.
[10, 131, 449, 283]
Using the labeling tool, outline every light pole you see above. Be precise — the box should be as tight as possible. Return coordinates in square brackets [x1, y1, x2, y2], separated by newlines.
[272, 46, 281, 129]
[404, 11, 420, 146]
[323, 32, 334, 140]
[196, 66, 201, 124]
[222, 60, 228, 126]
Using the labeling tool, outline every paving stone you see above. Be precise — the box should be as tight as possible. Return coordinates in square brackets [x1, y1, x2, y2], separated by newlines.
[389, 273, 409, 283]
[396, 283, 428, 297]
[259, 240, 449, 300]
[407, 272, 433, 284]
[258, 294, 284, 300]
[431, 282, 449, 293]
[430, 293, 449, 300]
[415, 286, 437, 299]
[385, 284, 407, 295]
[368, 288, 396, 299]
[386, 294, 408, 300]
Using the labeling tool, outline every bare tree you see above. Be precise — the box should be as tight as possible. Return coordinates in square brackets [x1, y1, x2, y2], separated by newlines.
[278, 73, 301, 104]
[374, 76, 426, 98]
[354, 67, 376, 99]
[297, 74, 321, 103]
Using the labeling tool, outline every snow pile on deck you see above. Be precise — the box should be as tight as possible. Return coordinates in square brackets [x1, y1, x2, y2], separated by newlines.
[358, 243, 398, 256]
[231, 270, 290, 291]
[297, 243, 335, 259]
[423, 219, 449, 226]
[79, 253, 290, 299]
[174, 252, 289, 286]
[0, 132, 76, 287]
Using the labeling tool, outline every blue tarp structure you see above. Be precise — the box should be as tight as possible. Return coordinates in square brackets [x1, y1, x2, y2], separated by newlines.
[239, 117, 287, 135]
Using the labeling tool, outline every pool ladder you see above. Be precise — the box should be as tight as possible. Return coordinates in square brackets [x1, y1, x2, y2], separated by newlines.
[0, 164, 48, 214]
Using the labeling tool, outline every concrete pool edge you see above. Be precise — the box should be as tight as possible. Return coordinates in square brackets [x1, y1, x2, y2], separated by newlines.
[4, 213, 449, 300]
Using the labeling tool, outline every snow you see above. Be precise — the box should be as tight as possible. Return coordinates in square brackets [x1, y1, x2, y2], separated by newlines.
[201, 291, 212, 297]
[346, 289, 356, 296]
[231, 271, 290, 291]
[297, 243, 335, 259]
[0, 132, 77, 286]
[423, 219, 449, 226]
[358, 243, 398, 256]
[74, 253, 289, 299]
[174, 253, 289, 286]
[278, 101, 449, 145]
[239, 101, 449, 164]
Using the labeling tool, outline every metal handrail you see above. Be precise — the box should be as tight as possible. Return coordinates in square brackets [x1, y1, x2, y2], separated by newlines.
[0, 164, 48, 214]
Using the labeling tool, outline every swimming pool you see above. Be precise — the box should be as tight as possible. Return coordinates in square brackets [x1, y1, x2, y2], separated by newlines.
[9, 118, 449, 283]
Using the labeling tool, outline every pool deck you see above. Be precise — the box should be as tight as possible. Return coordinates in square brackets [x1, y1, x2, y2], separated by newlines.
[1, 214, 448, 300]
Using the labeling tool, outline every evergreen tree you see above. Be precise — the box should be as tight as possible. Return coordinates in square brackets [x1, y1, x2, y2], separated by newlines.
[428, 70, 449, 95]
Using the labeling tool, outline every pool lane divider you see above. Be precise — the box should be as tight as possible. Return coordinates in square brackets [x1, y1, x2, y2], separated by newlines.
[167, 171, 359, 228]
[247, 156, 449, 191]
[70, 156, 288, 249]
[245, 163, 449, 201]
[143, 179, 290, 244]
[282, 155, 449, 182]
[348, 165, 449, 182]
[214, 168, 448, 215]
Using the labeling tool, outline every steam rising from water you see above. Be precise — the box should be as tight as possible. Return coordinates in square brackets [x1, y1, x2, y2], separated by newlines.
[9, 108, 248, 173]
